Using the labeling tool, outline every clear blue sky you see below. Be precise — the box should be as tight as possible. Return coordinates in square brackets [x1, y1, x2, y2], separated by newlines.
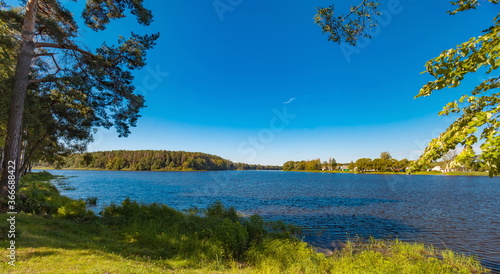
[28, 0, 500, 165]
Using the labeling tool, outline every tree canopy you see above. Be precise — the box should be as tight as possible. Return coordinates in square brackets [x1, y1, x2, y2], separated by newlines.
[37, 150, 282, 171]
[283, 154, 411, 173]
[380, 152, 392, 160]
[0, 0, 159, 194]
[409, 0, 500, 177]
[351, 155, 410, 173]
[314, 0, 381, 46]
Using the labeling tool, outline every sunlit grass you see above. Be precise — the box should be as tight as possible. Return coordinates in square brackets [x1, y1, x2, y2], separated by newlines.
[444, 171, 489, 176]
[324, 238, 488, 274]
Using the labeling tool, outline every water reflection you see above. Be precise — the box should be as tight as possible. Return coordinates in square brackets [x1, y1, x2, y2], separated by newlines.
[266, 214, 419, 243]
[185, 195, 398, 213]
[260, 196, 398, 209]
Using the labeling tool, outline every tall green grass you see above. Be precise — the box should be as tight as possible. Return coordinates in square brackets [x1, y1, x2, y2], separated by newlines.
[444, 171, 489, 176]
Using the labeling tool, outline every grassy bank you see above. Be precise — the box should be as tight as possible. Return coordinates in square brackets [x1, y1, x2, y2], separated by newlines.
[0, 172, 490, 273]
[443, 171, 489, 176]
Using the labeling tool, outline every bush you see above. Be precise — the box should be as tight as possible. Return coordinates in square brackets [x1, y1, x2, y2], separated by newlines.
[55, 199, 94, 219]
[206, 217, 249, 259]
[19, 171, 54, 183]
[266, 219, 302, 239]
[85, 197, 98, 206]
[18, 180, 61, 214]
[101, 198, 184, 226]
[17, 172, 94, 219]
[205, 200, 239, 221]
[244, 214, 266, 244]
[100, 199, 267, 262]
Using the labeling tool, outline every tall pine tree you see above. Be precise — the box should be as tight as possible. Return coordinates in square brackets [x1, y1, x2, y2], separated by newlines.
[0, 0, 158, 203]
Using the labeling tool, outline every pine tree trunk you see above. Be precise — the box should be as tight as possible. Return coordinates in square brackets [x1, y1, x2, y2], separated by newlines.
[0, 0, 38, 202]
[0, 147, 4, 175]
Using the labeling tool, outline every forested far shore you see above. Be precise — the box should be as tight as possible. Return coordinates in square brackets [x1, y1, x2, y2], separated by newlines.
[34, 150, 490, 172]
[283, 152, 411, 172]
[37, 150, 491, 174]
[282, 152, 488, 174]
[35, 150, 282, 171]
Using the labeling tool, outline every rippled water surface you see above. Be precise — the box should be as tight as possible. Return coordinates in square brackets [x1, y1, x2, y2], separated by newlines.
[38, 170, 500, 271]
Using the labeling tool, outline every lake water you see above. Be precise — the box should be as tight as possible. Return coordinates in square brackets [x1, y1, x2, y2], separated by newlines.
[36, 169, 500, 271]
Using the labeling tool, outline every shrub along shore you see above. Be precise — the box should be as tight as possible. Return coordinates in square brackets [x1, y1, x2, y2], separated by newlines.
[0, 172, 490, 273]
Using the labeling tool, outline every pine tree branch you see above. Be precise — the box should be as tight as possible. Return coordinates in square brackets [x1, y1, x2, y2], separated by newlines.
[28, 77, 59, 84]
[35, 52, 61, 75]
[35, 42, 94, 56]
[34, 52, 53, 57]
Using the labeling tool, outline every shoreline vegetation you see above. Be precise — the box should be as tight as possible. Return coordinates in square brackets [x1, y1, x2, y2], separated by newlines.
[0, 171, 490, 273]
[35, 150, 491, 176]
[36, 150, 282, 172]
[34, 166, 491, 177]
[33, 166, 491, 177]
[284, 170, 491, 177]
[283, 153, 490, 177]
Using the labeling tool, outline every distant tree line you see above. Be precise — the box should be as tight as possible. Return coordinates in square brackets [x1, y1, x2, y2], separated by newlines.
[283, 153, 412, 173]
[37, 150, 281, 171]
[234, 163, 282, 171]
[283, 157, 338, 171]
[348, 152, 411, 172]
[348, 151, 485, 173]
[273, 149, 491, 173]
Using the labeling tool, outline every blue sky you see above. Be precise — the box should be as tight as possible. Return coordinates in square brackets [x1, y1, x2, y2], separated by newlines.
[24, 0, 500, 165]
